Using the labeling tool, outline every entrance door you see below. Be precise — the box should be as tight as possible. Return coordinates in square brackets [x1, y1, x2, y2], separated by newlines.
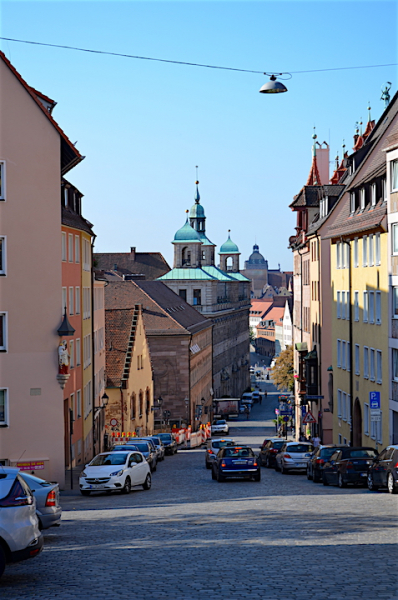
[353, 398, 362, 446]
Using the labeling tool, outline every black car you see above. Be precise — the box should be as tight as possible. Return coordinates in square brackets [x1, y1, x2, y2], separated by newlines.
[112, 442, 157, 472]
[156, 433, 177, 455]
[307, 445, 346, 483]
[367, 445, 398, 493]
[259, 439, 285, 468]
[322, 447, 378, 487]
[211, 446, 260, 482]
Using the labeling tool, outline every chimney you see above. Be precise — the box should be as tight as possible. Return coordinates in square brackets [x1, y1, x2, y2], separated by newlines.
[130, 247, 136, 260]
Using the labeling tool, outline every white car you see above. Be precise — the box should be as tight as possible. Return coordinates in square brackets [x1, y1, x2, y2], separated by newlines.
[211, 420, 229, 435]
[0, 467, 43, 578]
[275, 442, 314, 474]
[79, 451, 151, 496]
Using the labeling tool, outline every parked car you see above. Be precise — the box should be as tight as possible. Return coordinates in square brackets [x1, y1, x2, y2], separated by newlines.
[275, 442, 314, 474]
[259, 439, 285, 468]
[0, 467, 43, 578]
[322, 447, 378, 487]
[211, 420, 229, 435]
[144, 436, 165, 461]
[113, 441, 157, 472]
[252, 391, 260, 403]
[306, 445, 346, 483]
[19, 472, 62, 530]
[212, 446, 261, 482]
[156, 433, 178, 455]
[367, 445, 398, 493]
[241, 392, 253, 406]
[80, 451, 151, 495]
[205, 438, 236, 469]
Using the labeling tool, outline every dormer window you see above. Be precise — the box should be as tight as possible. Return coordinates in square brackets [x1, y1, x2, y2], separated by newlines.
[350, 192, 356, 214]
[360, 188, 366, 210]
[383, 178, 387, 201]
[371, 183, 376, 207]
[392, 160, 398, 192]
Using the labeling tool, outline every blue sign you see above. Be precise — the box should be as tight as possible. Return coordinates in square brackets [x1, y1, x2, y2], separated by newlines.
[369, 391, 380, 410]
[280, 409, 292, 415]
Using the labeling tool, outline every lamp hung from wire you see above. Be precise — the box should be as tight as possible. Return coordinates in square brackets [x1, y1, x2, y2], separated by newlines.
[259, 73, 289, 94]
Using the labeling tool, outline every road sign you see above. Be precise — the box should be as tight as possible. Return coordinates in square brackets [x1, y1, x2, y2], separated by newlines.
[369, 392, 380, 410]
[110, 418, 118, 427]
[371, 413, 381, 422]
[274, 409, 279, 415]
[306, 395, 324, 400]
[302, 411, 316, 424]
[280, 409, 292, 415]
[282, 416, 290, 422]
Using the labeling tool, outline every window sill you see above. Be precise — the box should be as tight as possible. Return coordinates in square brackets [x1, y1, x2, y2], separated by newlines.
[0, 424, 9, 428]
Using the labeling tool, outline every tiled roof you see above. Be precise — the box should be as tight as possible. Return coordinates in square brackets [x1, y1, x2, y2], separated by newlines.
[95, 251, 170, 280]
[106, 305, 140, 388]
[62, 207, 94, 235]
[326, 200, 387, 239]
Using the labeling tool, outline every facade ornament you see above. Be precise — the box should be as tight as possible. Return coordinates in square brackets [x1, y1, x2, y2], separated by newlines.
[381, 82, 392, 108]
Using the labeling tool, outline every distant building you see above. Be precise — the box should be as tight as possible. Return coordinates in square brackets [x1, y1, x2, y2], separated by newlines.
[242, 243, 293, 299]
[94, 247, 170, 280]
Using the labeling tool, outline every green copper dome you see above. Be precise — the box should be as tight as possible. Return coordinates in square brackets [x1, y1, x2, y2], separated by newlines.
[189, 184, 205, 218]
[219, 232, 239, 254]
[173, 218, 202, 244]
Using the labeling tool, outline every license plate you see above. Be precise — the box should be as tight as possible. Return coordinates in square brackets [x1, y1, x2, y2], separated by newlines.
[361, 473, 367, 477]
[89, 484, 101, 489]
[233, 460, 246, 464]
[295, 463, 306, 467]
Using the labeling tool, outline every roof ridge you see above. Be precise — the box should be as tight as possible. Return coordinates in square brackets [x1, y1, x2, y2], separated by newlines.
[129, 281, 188, 334]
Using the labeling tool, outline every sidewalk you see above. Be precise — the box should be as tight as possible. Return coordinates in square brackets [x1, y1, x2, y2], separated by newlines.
[62, 467, 81, 494]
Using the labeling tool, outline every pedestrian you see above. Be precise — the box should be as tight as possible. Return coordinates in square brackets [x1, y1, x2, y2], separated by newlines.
[245, 406, 250, 420]
[312, 435, 321, 448]
[264, 391, 267, 399]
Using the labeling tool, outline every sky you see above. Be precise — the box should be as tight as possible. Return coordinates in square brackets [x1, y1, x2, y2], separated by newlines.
[1, 1, 397, 271]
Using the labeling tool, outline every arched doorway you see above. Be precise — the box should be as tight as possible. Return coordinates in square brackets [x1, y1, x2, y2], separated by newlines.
[353, 397, 362, 446]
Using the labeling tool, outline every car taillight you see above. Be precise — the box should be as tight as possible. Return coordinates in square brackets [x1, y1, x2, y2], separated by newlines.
[284, 454, 291, 459]
[316, 458, 325, 465]
[346, 461, 354, 470]
[45, 490, 57, 507]
[221, 462, 226, 467]
[0, 478, 33, 507]
[208, 449, 214, 454]
[394, 462, 398, 469]
[253, 462, 258, 467]
[270, 449, 278, 453]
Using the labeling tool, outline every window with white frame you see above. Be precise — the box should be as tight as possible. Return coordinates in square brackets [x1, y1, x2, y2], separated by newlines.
[354, 237, 358, 267]
[0, 313, 6, 352]
[341, 291, 345, 319]
[363, 236, 368, 266]
[364, 346, 369, 379]
[84, 380, 92, 419]
[354, 291, 359, 321]
[369, 291, 375, 324]
[342, 392, 347, 421]
[355, 344, 360, 375]
[342, 341, 346, 370]
[370, 348, 375, 381]
[69, 340, 74, 369]
[363, 291, 368, 322]
[376, 411, 382, 444]
[76, 338, 81, 366]
[337, 339, 341, 368]
[75, 236, 80, 263]
[62, 232, 67, 262]
[338, 434, 342, 444]
[347, 341, 350, 371]
[336, 243, 341, 269]
[393, 224, 398, 255]
[69, 287, 74, 316]
[347, 394, 351, 423]
[371, 412, 376, 439]
[75, 287, 80, 315]
[393, 348, 398, 381]
[360, 188, 366, 210]
[376, 350, 382, 384]
[0, 389, 8, 425]
[364, 403, 369, 435]
[337, 389, 342, 418]
[0, 237, 6, 276]
[350, 192, 355, 214]
[375, 291, 381, 324]
[83, 288, 91, 320]
[83, 239, 91, 271]
[62, 287, 67, 315]
[371, 183, 376, 206]
[382, 178, 387, 201]
[375, 233, 381, 265]
[346, 291, 350, 320]
[68, 233, 73, 262]
[369, 235, 374, 266]
[392, 160, 398, 191]
[393, 288, 398, 318]
[83, 334, 91, 369]
[337, 291, 341, 318]
[76, 390, 81, 418]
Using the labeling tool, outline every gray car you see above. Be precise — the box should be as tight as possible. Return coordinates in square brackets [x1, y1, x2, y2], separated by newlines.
[205, 438, 236, 469]
[144, 436, 165, 461]
[275, 442, 314, 474]
[20, 472, 62, 530]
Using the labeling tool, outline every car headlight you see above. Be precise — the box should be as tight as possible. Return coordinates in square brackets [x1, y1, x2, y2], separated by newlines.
[110, 469, 124, 476]
[81, 471, 87, 478]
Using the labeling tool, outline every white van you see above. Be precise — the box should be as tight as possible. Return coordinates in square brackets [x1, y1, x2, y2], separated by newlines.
[241, 392, 254, 405]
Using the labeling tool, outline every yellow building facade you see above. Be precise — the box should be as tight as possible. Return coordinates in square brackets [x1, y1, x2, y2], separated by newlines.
[81, 231, 94, 463]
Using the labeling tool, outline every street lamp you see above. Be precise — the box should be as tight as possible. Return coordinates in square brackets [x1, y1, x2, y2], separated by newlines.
[259, 74, 288, 94]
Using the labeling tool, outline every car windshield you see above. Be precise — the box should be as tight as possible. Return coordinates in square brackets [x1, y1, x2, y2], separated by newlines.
[20, 473, 52, 487]
[224, 448, 254, 458]
[320, 448, 338, 458]
[112, 446, 138, 452]
[157, 434, 172, 441]
[271, 441, 285, 449]
[151, 438, 162, 445]
[349, 449, 377, 458]
[131, 443, 149, 452]
[214, 420, 226, 425]
[90, 453, 128, 466]
[212, 441, 236, 449]
[286, 444, 314, 453]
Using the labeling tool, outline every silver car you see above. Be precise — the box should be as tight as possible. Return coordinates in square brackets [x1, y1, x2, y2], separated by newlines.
[205, 438, 236, 469]
[20, 472, 62, 530]
[275, 442, 314, 474]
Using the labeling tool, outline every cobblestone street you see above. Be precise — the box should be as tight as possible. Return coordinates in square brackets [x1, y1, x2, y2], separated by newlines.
[2, 393, 397, 600]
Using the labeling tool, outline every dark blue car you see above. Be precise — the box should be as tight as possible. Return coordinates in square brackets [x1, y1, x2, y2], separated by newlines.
[211, 446, 261, 482]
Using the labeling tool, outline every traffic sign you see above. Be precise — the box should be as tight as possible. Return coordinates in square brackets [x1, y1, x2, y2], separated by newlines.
[371, 413, 381, 422]
[369, 392, 380, 410]
[280, 409, 292, 415]
[302, 411, 316, 424]
[282, 416, 290, 422]
[274, 409, 279, 415]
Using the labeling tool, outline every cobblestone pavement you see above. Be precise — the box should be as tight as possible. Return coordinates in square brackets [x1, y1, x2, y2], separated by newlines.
[2, 394, 397, 600]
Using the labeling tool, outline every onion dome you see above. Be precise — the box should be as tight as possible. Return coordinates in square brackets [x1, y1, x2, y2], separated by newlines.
[173, 214, 202, 244]
[219, 231, 239, 254]
[189, 181, 205, 218]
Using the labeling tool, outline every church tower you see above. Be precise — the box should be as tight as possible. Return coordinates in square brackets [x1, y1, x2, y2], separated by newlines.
[219, 231, 240, 272]
[189, 180, 215, 266]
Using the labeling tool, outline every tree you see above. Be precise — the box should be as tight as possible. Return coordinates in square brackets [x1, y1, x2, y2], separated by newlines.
[270, 346, 294, 392]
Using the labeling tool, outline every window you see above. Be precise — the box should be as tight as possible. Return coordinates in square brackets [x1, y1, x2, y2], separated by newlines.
[363, 291, 368, 322]
[354, 238, 358, 267]
[364, 403, 369, 435]
[83, 239, 91, 271]
[337, 389, 342, 418]
[364, 347, 369, 379]
[336, 243, 341, 269]
[131, 393, 136, 419]
[62, 232, 67, 261]
[370, 348, 375, 381]
[342, 392, 347, 421]
[355, 344, 360, 375]
[337, 291, 341, 318]
[69, 340, 74, 369]
[347, 395, 351, 424]
[393, 224, 398, 255]
[347, 341, 350, 371]
[75, 287, 80, 315]
[376, 350, 382, 384]
[393, 348, 398, 382]
[0, 389, 8, 425]
[84, 380, 92, 419]
[69, 287, 74, 315]
[392, 160, 398, 191]
[371, 183, 377, 207]
[0, 162, 5, 201]
[341, 291, 346, 319]
[350, 192, 355, 214]
[342, 341, 346, 370]
[393, 288, 398, 318]
[375, 233, 381, 265]
[0, 237, 6, 275]
[346, 291, 350, 320]
[83, 288, 91, 320]
[369, 235, 374, 266]
[68, 234, 73, 262]
[354, 291, 359, 321]
[139, 390, 143, 417]
[360, 188, 365, 210]
[83, 334, 91, 369]
[363, 236, 368, 266]
[337, 339, 341, 368]
[371, 412, 376, 440]
[338, 434, 342, 444]
[376, 291, 381, 324]
[382, 178, 387, 201]
[369, 292, 374, 324]
[75, 236, 80, 263]
[193, 289, 201, 306]
[178, 289, 187, 302]
[76, 338, 81, 366]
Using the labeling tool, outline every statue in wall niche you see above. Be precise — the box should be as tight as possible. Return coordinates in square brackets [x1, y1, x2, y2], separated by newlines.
[58, 340, 69, 374]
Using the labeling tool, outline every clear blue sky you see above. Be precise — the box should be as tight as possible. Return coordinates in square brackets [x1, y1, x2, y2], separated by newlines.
[1, 1, 397, 271]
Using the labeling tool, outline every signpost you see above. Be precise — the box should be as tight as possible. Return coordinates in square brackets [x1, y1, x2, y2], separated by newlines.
[302, 411, 316, 424]
[370, 391, 381, 423]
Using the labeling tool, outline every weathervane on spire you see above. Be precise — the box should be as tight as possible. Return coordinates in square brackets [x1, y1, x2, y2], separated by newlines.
[381, 82, 392, 108]
[312, 126, 317, 157]
[195, 166, 200, 204]
[368, 101, 371, 122]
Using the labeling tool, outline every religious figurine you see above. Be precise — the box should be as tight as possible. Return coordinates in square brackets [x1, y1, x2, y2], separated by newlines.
[381, 82, 392, 108]
[58, 340, 69, 374]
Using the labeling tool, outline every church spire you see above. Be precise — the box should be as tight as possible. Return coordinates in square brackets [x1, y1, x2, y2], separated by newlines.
[306, 127, 322, 185]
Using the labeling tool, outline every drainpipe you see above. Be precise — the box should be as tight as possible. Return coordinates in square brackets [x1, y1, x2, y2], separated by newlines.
[91, 233, 97, 459]
[341, 237, 353, 446]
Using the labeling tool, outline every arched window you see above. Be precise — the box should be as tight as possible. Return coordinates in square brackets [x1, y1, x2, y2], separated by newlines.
[131, 392, 136, 419]
[226, 256, 233, 271]
[182, 247, 191, 266]
[139, 390, 143, 417]
[146, 388, 150, 415]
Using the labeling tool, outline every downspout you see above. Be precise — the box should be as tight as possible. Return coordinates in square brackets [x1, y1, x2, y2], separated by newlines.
[91, 233, 97, 459]
[342, 237, 353, 446]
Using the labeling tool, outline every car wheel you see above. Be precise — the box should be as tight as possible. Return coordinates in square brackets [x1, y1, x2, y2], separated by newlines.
[254, 472, 261, 482]
[152, 461, 157, 473]
[338, 473, 347, 488]
[275, 462, 280, 472]
[121, 477, 131, 494]
[313, 471, 321, 483]
[388, 472, 398, 494]
[217, 471, 225, 482]
[307, 466, 313, 480]
[0, 545, 6, 579]
[142, 473, 152, 490]
[265, 457, 271, 469]
[80, 490, 91, 496]
[211, 468, 217, 480]
[367, 473, 378, 491]
[322, 474, 329, 486]
[105, 490, 112, 495]
[205, 461, 211, 469]
[281, 464, 289, 475]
